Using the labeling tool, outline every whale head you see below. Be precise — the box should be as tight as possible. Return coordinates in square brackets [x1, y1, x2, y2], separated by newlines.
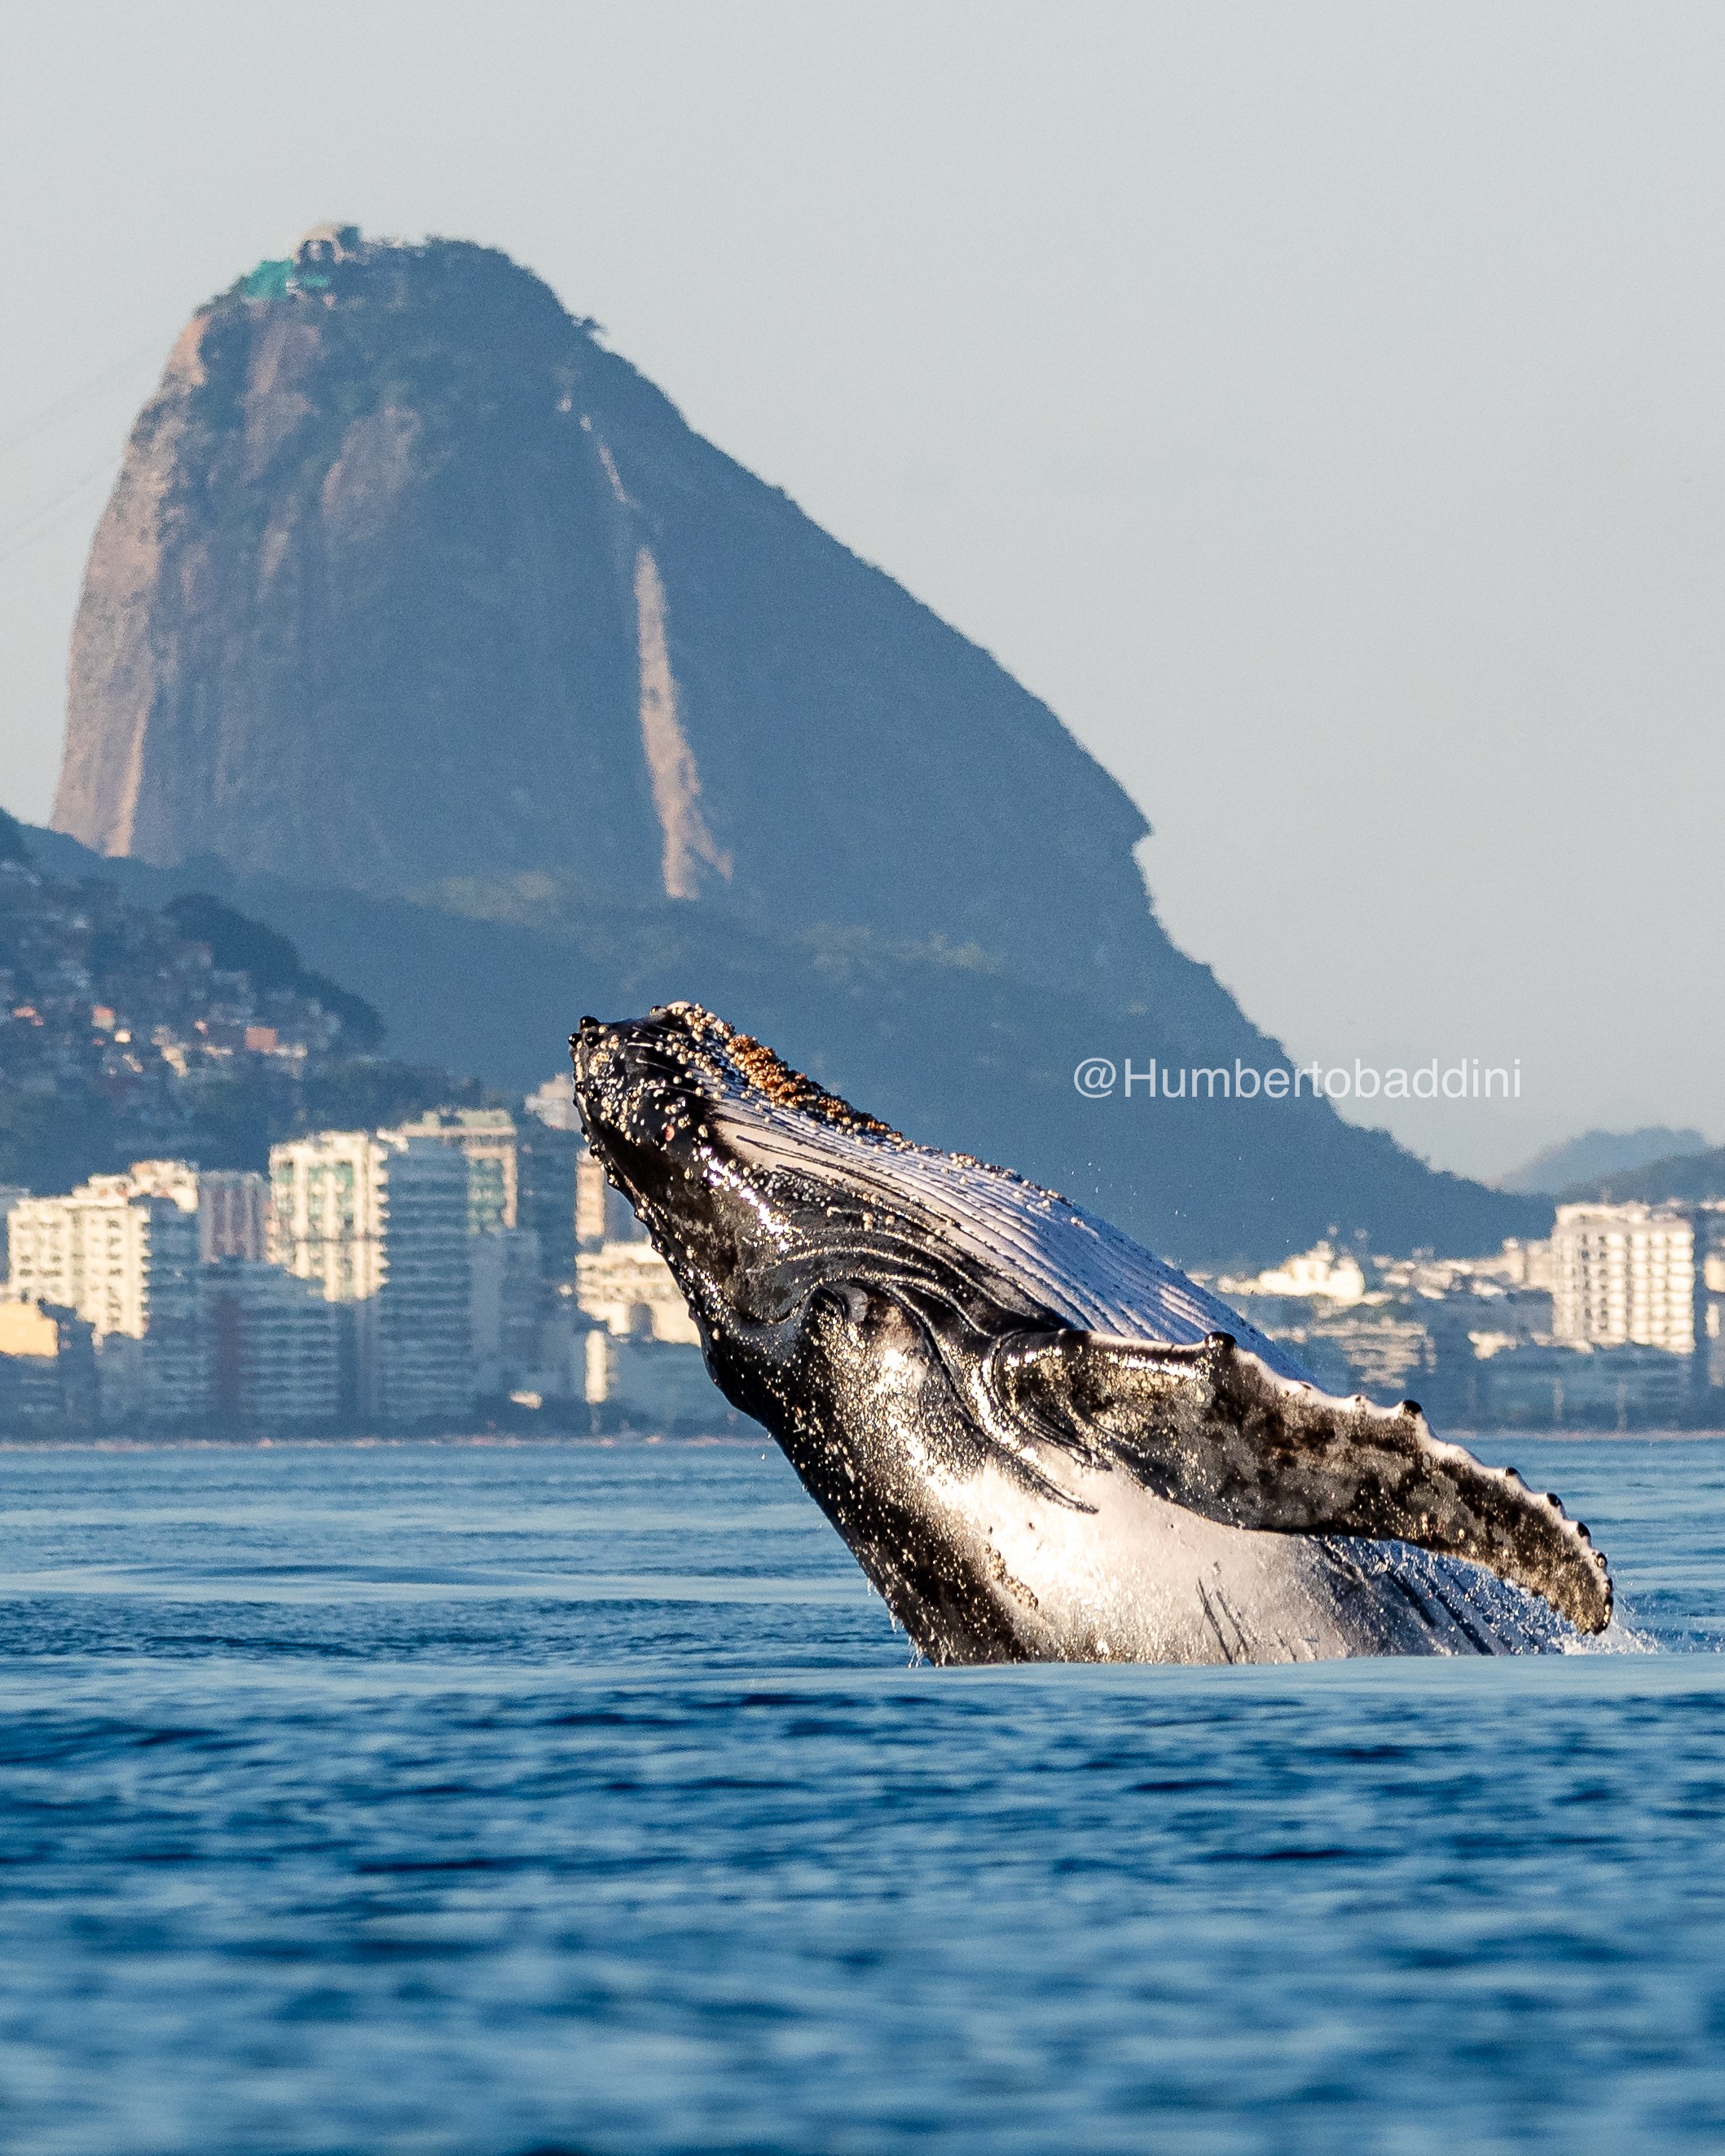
[570, 1003, 1613, 1660]
[573, 1001, 1128, 1656]
[568, 999, 980, 1331]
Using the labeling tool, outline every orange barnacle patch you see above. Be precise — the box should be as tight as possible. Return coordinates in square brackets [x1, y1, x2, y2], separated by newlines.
[724, 1026, 898, 1137]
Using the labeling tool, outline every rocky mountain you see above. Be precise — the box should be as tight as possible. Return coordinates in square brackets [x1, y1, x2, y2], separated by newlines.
[55, 224, 1217, 1022]
[48, 225, 1543, 1261]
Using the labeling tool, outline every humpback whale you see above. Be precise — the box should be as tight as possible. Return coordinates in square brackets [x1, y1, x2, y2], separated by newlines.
[570, 1004, 1612, 1664]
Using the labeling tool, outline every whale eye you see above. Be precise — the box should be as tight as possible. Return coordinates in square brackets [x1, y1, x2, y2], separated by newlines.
[811, 1283, 872, 1327]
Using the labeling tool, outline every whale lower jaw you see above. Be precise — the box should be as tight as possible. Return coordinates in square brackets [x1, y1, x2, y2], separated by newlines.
[851, 1459, 1572, 1665]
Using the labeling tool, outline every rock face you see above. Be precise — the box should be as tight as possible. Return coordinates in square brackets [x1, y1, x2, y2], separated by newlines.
[56, 227, 1194, 1013]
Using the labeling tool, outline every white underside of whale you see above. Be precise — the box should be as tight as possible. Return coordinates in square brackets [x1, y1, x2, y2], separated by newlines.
[881, 1445, 1572, 1662]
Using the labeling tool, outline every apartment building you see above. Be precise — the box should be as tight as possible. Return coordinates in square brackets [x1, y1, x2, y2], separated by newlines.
[266, 1129, 472, 1428]
[575, 1238, 701, 1347]
[375, 1137, 473, 1428]
[269, 1130, 389, 1304]
[1551, 1203, 1701, 1355]
[0, 1297, 96, 1431]
[205, 1258, 338, 1432]
[471, 1227, 543, 1395]
[389, 1110, 517, 1234]
[7, 1167, 205, 1423]
[198, 1170, 271, 1261]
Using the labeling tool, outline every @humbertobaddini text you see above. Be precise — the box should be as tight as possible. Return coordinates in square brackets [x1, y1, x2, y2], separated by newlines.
[1071, 1057, 1522, 1102]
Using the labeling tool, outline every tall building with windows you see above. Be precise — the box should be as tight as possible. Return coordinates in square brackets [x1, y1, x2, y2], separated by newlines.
[387, 1111, 517, 1235]
[470, 1227, 543, 1395]
[0, 1298, 96, 1432]
[205, 1259, 338, 1432]
[0, 1187, 29, 1282]
[576, 1239, 701, 1347]
[198, 1170, 271, 1261]
[269, 1131, 389, 1303]
[517, 1124, 579, 1283]
[521, 1085, 584, 1284]
[376, 1137, 473, 1428]
[267, 1129, 472, 1428]
[1551, 1203, 1701, 1355]
[269, 1130, 388, 1419]
[6, 1164, 205, 1423]
[9, 1176, 147, 1338]
[576, 1145, 608, 1251]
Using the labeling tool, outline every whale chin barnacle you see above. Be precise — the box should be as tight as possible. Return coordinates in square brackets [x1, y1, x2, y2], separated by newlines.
[571, 1004, 1613, 1665]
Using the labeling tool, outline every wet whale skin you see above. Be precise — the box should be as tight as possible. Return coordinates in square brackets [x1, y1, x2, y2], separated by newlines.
[570, 1005, 1613, 1665]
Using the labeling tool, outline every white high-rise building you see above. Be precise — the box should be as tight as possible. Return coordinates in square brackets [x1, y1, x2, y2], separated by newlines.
[267, 1129, 472, 1428]
[269, 1131, 389, 1304]
[1551, 1203, 1699, 1355]
[6, 1164, 206, 1423]
[9, 1176, 149, 1339]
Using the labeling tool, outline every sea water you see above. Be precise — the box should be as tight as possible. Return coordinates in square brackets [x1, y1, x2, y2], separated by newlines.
[0, 1433, 1721, 2154]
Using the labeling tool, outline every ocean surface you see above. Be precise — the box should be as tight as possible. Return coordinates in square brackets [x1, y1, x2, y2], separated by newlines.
[0, 1432, 1722, 2155]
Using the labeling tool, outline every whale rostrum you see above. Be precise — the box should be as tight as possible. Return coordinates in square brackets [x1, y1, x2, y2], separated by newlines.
[570, 1003, 1613, 1663]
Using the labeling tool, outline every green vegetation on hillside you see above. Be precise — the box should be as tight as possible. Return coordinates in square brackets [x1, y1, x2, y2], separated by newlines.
[0, 844, 479, 1198]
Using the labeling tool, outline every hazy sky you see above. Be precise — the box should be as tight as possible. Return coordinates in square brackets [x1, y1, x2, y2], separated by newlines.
[2, 2, 1721, 1179]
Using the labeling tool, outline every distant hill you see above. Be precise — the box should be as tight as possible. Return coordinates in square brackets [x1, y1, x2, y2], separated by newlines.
[1556, 1146, 1725, 1207]
[1498, 1127, 1710, 1196]
[43, 224, 1547, 1264]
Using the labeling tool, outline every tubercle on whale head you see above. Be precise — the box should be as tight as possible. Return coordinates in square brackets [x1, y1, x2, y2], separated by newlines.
[571, 1004, 895, 1149]
[571, 1008, 724, 1315]
[568, 1003, 892, 1324]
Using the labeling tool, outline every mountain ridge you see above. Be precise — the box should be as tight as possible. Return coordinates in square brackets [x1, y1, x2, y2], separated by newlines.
[1555, 1146, 1725, 1208]
[21, 820, 1547, 1267]
[1497, 1126, 1710, 1196]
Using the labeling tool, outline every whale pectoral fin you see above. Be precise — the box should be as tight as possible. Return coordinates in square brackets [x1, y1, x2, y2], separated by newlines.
[989, 1328, 1613, 1633]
